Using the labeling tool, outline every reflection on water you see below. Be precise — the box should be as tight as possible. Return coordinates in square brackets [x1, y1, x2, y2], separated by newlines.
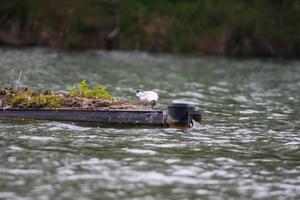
[0, 48, 300, 199]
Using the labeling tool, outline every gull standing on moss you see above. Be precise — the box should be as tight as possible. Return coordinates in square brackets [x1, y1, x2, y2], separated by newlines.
[136, 90, 159, 108]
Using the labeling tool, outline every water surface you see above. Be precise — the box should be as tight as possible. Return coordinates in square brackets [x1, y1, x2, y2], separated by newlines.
[0, 48, 300, 199]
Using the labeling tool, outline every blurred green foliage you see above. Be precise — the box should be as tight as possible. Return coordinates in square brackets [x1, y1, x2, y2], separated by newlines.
[0, 0, 300, 57]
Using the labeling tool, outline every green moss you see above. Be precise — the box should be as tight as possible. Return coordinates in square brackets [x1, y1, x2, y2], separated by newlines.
[5, 81, 113, 109]
[33, 95, 62, 108]
[11, 92, 62, 108]
[11, 95, 27, 106]
[70, 80, 114, 100]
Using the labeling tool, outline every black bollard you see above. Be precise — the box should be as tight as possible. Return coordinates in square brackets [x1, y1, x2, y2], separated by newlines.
[166, 103, 202, 128]
[166, 103, 192, 128]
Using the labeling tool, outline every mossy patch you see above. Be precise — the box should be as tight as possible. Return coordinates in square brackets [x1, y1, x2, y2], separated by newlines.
[11, 92, 62, 108]
[0, 82, 151, 110]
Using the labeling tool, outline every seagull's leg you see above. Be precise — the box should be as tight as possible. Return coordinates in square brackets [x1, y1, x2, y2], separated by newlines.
[150, 100, 156, 108]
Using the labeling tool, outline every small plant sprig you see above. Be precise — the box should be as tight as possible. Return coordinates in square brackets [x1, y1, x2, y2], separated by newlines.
[70, 80, 114, 100]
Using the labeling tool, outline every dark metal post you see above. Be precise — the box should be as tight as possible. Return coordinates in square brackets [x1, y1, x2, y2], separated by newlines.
[165, 103, 202, 128]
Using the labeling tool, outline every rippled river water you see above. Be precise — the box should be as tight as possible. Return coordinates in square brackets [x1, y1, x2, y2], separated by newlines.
[0, 48, 299, 199]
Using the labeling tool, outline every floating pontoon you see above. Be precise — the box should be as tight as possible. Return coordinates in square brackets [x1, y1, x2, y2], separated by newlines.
[0, 103, 201, 128]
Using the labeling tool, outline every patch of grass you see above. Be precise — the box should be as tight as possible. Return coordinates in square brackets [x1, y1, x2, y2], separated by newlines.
[2, 81, 114, 109]
[11, 91, 62, 108]
[70, 80, 114, 100]
[0, 85, 149, 110]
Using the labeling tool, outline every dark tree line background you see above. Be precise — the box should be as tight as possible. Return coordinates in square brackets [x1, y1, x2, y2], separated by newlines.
[1, 0, 300, 58]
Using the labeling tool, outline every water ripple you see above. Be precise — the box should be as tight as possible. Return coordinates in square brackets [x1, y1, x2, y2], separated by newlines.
[0, 48, 300, 199]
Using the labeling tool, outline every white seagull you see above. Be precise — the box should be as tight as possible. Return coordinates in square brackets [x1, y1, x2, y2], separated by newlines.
[136, 90, 159, 108]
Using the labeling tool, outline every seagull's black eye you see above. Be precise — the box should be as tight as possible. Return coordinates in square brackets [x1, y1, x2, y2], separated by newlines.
[136, 90, 141, 93]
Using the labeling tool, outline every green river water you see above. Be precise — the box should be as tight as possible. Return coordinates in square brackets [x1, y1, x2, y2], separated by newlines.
[0, 48, 299, 200]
